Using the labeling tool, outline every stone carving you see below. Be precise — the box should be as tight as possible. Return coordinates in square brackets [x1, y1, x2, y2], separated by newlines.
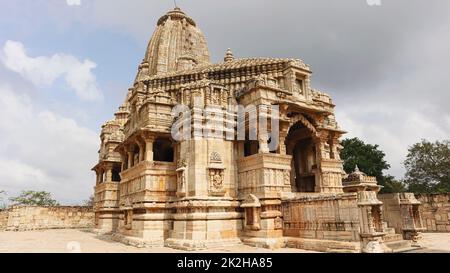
[283, 170, 291, 186]
[362, 240, 384, 253]
[208, 167, 225, 196]
[275, 217, 283, 230]
[210, 152, 222, 163]
[209, 169, 224, 191]
[289, 114, 317, 136]
[293, 78, 303, 95]
[207, 152, 226, 196]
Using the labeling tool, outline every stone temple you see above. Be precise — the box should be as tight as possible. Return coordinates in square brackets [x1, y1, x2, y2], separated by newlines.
[92, 8, 424, 252]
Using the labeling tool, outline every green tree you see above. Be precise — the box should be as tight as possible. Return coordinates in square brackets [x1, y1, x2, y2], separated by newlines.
[9, 191, 59, 206]
[381, 175, 406, 194]
[341, 137, 405, 193]
[83, 195, 95, 207]
[0, 191, 6, 210]
[403, 140, 450, 194]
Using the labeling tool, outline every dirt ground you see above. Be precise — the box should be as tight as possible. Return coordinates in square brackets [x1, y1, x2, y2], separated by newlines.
[0, 229, 448, 253]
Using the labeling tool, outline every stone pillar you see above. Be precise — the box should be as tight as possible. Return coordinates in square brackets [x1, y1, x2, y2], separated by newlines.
[137, 141, 145, 163]
[105, 165, 113, 183]
[329, 136, 340, 160]
[127, 149, 133, 169]
[173, 142, 179, 164]
[96, 170, 101, 185]
[144, 136, 155, 162]
[278, 130, 288, 155]
[259, 133, 270, 154]
[120, 152, 127, 171]
[237, 142, 245, 158]
[317, 134, 331, 160]
[258, 104, 270, 154]
[99, 170, 105, 183]
[357, 191, 388, 253]
[314, 131, 329, 193]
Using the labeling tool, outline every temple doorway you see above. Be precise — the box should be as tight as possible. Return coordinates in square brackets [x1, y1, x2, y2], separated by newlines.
[286, 121, 317, 192]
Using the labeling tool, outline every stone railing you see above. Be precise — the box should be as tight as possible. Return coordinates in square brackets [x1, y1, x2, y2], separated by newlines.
[119, 161, 177, 206]
[94, 182, 120, 210]
[237, 153, 292, 198]
[282, 193, 360, 242]
[0, 206, 94, 231]
[417, 194, 450, 232]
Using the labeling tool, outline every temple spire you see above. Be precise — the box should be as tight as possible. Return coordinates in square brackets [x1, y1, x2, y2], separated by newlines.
[224, 48, 235, 62]
[144, 7, 210, 76]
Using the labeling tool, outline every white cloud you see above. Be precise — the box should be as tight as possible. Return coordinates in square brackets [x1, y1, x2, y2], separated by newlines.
[1, 40, 102, 101]
[66, 0, 81, 6]
[337, 103, 449, 178]
[0, 84, 99, 204]
[335, 14, 450, 179]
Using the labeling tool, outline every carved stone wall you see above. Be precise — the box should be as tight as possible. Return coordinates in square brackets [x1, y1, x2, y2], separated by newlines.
[119, 161, 177, 203]
[378, 193, 424, 243]
[237, 153, 292, 199]
[282, 193, 360, 242]
[417, 194, 450, 232]
[1, 206, 94, 231]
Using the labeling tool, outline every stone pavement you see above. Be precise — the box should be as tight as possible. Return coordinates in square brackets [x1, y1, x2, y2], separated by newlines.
[406, 233, 450, 253]
[0, 229, 314, 253]
[0, 229, 448, 253]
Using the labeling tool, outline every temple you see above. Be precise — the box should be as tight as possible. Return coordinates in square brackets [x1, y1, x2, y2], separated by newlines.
[92, 8, 424, 252]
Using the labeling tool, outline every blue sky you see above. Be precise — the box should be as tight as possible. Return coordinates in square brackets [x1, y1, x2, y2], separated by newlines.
[1, 0, 449, 204]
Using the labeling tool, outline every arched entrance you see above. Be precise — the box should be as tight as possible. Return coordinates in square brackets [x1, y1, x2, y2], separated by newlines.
[286, 118, 318, 192]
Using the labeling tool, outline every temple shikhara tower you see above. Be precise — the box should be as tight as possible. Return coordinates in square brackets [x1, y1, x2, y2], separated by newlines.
[92, 8, 424, 252]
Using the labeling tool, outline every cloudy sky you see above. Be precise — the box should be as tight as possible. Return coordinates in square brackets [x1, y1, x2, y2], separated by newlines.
[0, 0, 449, 204]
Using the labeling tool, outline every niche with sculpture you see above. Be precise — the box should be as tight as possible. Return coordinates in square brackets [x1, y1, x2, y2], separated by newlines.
[208, 152, 226, 196]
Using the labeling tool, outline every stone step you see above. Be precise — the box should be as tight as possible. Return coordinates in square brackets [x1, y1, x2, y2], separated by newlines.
[385, 240, 412, 252]
[383, 233, 403, 242]
[393, 247, 424, 253]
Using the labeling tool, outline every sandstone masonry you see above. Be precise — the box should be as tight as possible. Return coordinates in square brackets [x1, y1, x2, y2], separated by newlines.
[417, 194, 450, 232]
[0, 206, 94, 231]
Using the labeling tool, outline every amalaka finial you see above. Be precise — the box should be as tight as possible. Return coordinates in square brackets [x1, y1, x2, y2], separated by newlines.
[224, 48, 234, 62]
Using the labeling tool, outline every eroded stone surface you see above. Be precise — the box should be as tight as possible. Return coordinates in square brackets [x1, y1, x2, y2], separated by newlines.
[0, 206, 93, 231]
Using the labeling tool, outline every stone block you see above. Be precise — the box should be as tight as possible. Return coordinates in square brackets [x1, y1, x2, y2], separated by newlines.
[437, 225, 446, 232]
